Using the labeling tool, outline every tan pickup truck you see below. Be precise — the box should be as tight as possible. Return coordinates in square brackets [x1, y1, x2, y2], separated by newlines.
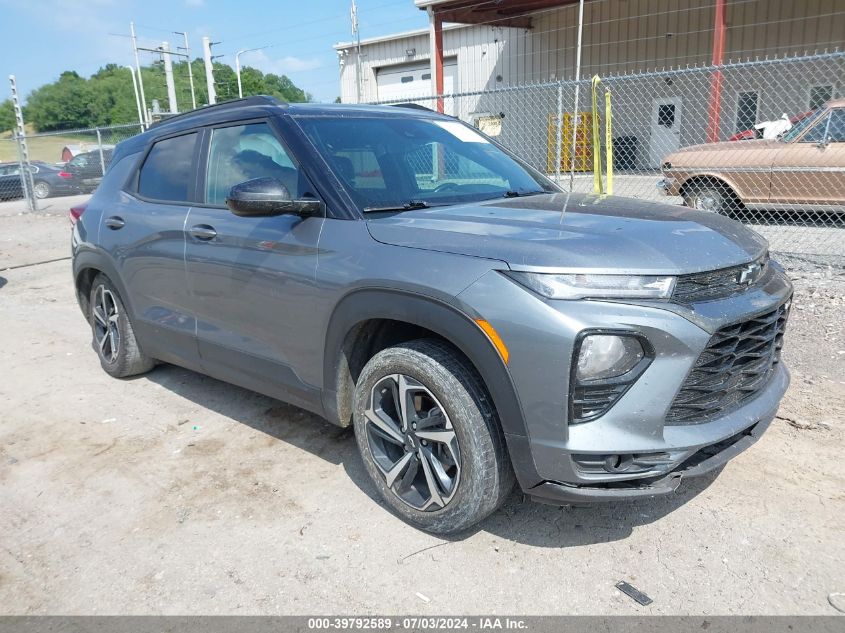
[659, 98, 845, 215]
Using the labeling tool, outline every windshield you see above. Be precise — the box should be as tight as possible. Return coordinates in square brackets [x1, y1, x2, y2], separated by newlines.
[294, 115, 556, 210]
[780, 109, 825, 142]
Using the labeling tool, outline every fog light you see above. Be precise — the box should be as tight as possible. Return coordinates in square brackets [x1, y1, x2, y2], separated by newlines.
[576, 334, 644, 381]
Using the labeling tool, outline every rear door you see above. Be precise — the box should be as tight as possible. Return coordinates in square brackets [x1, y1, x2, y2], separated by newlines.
[183, 119, 325, 411]
[770, 108, 845, 207]
[97, 131, 200, 366]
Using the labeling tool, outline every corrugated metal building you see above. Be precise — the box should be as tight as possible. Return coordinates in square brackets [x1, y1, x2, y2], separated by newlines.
[335, 0, 845, 169]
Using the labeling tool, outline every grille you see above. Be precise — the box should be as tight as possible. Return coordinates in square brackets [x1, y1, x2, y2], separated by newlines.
[673, 256, 769, 303]
[666, 301, 790, 425]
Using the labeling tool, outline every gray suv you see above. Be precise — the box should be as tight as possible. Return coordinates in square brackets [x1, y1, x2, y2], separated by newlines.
[71, 96, 792, 534]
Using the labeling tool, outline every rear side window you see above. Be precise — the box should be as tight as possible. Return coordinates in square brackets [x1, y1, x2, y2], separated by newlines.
[138, 133, 198, 202]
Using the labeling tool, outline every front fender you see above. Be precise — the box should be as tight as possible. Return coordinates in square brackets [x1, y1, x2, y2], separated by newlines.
[322, 287, 527, 431]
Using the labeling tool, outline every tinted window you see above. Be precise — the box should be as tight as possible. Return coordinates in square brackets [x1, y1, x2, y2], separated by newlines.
[205, 123, 300, 206]
[138, 133, 198, 202]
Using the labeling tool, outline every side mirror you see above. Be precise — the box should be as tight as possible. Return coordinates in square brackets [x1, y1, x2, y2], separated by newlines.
[225, 177, 324, 218]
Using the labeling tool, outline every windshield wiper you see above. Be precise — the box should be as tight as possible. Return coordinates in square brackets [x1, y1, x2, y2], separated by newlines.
[502, 190, 548, 198]
[363, 200, 432, 213]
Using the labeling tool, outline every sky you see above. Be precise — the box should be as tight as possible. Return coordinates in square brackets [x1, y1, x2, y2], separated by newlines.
[0, 0, 428, 104]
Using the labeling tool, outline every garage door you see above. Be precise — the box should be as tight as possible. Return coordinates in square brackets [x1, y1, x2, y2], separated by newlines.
[376, 60, 458, 115]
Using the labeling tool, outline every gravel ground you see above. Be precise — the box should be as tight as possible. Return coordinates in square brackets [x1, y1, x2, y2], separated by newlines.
[0, 204, 843, 615]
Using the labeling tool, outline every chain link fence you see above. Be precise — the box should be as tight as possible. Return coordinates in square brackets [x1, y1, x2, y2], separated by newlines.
[0, 123, 143, 205]
[371, 50, 845, 271]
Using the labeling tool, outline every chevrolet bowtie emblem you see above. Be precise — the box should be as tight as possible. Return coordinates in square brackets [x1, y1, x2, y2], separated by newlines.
[736, 263, 760, 286]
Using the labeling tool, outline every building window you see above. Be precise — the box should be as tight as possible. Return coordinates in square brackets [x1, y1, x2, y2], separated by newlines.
[400, 76, 413, 83]
[422, 73, 431, 80]
[735, 91, 759, 133]
[810, 85, 833, 110]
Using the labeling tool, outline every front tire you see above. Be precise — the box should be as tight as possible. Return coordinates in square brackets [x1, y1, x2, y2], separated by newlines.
[89, 274, 155, 378]
[683, 182, 739, 216]
[353, 339, 514, 534]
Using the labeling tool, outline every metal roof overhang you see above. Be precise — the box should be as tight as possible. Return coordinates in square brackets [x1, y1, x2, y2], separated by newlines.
[414, 0, 580, 29]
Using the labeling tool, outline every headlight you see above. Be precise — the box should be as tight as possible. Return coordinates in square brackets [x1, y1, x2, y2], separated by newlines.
[507, 272, 676, 300]
[577, 334, 644, 381]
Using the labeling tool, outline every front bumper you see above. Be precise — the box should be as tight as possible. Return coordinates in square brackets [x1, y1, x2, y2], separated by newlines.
[458, 264, 792, 501]
[526, 373, 783, 504]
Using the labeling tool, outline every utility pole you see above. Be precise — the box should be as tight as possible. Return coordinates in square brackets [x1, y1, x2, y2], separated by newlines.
[161, 41, 178, 114]
[202, 36, 217, 105]
[8, 75, 36, 211]
[351, 0, 363, 103]
[175, 31, 197, 110]
[125, 66, 145, 129]
[130, 21, 149, 125]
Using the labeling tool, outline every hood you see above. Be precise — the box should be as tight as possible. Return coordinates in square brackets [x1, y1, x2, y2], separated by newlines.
[666, 139, 781, 166]
[365, 193, 768, 274]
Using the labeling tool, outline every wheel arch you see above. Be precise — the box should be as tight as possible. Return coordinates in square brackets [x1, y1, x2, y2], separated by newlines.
[321, 288, 528, 441]
[678, 173, 743, 202]
[73, 251, 135, 320]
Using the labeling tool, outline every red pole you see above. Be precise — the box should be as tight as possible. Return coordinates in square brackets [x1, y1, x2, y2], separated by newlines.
[434, 13, 445, 113]
[706, 0, 727, 143]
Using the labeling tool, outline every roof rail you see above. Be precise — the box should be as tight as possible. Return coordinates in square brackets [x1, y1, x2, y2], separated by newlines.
[150, 95, 284, 128]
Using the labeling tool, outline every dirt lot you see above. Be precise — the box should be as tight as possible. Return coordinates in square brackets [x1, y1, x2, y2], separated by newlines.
[1, 198, 843, 615]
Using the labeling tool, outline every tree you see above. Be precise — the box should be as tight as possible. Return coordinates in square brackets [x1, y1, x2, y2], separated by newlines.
[23, 59, 312, 131]
[0, 100, 15, 134]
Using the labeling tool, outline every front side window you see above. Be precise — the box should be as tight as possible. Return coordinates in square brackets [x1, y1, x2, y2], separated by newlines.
[137, 132, 198, 202]
[800, 112, 831, 144]
[295, 115, 552, 210]
[205, 122, 300, 206]
[824, 109, 845, 142]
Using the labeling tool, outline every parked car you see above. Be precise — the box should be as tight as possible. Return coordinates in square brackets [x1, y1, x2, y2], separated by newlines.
[0, 161, 87, 200]
[72, 96, 792, 533]
[659, 98, 845, 215]
[727, 110, 813, 141]
[30, 161, 85, 199]
[0, 162, 24, 200]
[63, 149, 113, 192]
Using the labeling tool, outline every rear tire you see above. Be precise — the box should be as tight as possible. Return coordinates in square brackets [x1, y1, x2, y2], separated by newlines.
[353, 339, 514, 534]
[33, 181, 51, 199]
[89, 274, 155, 378]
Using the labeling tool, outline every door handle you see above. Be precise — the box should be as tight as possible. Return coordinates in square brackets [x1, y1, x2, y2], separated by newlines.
[105, 216, 125, 230]
[190, 224, 217, 240]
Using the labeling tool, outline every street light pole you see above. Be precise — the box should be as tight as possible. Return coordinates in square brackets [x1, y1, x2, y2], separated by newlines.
[125, 66, 145, 129]
[235, 46, 269, 98]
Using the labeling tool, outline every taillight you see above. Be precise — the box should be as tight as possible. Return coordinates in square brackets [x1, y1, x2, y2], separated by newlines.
[58, 171, 72, 179]
[69, 204, 87, 226]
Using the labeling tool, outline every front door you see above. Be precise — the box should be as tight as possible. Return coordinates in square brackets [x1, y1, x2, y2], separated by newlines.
[769, 108, 845, 208]
[183, 121, 325, 411]
[649, 97, 682, 167]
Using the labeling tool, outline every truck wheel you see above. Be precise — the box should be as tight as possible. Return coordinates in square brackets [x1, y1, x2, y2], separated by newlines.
[353, 339, 514, 534]
[89, 274, 155, 378]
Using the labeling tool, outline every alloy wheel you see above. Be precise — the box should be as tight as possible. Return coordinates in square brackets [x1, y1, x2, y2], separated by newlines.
[365, 374, 461, 511]
[33, 182, 49, 199]
[92, 285, 120, 364]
